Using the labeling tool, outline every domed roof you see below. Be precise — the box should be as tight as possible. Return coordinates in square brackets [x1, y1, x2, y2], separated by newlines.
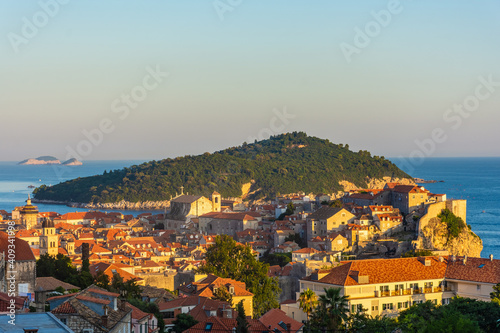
[42, 218, 55, 229]
[21, 195, 38, 214]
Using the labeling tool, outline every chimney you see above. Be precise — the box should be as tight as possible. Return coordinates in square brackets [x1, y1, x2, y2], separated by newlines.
[463, 255, 468, 265]
[101, 315, 108, 327]
[81, 243, 90, 261]
[490, 254, 494, 261]
[286, 323, 291, 333]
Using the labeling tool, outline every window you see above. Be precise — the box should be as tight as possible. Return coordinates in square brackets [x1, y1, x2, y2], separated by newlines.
[477, 285, 481, 291]
[163, 311, 175, 319]
[278, 321, 288, 330]
[382, 303, 393, 310]
[60, 318, 67, 325]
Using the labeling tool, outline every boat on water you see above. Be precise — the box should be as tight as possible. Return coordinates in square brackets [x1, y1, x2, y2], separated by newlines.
[28, 185, 35, 189]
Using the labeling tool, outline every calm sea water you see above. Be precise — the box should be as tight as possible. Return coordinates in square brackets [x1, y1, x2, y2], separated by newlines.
[1, 158, 498, 258]
[391, 157, 500, 259]
[0, 160, 158, 216]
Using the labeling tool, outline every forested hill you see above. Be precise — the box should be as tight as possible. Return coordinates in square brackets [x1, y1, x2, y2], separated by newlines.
[33, 132, 411, 204]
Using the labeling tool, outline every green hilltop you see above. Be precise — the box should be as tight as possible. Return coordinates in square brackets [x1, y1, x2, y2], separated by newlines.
[33, 132, 411, 204]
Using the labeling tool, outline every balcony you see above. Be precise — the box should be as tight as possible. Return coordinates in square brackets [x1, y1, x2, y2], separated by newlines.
[359, 286, 453, 300]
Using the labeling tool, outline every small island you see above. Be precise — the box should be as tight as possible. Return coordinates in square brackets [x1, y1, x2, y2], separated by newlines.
[62, 158, 83, 166]
[18, 156, 82, 166]
[18, 156, 61, 165]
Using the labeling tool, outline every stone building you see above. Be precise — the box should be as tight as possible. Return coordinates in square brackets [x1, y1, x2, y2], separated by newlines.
[49, 285, 132, 333]
[40, 217, 58, 256]
[199, 212, 259, 237]
[0, 231, 36, 301]
[306, 206, 355, 239]
[14, 195, 39, 230]
[162, 191, 222, 229]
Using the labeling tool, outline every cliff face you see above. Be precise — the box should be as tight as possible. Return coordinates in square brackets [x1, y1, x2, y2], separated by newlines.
[420, 216, 483, 257]
[339, 176, 415, 193]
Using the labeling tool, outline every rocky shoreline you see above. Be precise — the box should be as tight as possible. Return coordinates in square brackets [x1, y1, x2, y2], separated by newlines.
[32, 199, 170, 210]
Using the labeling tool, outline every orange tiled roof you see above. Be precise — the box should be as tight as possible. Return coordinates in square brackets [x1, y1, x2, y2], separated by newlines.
[305, 256, 448, 286]
[445, 257, 500, 284]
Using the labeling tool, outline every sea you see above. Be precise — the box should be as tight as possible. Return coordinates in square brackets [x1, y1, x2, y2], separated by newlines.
[0, 158, 498, 258]
[0, 160, 156, 217]
[391, 157, 500, 259]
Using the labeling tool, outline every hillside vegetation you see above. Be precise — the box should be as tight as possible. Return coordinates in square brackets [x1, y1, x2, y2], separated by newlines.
[33, 132, 411, 203]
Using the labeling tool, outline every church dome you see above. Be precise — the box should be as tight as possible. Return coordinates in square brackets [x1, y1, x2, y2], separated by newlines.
[42, 217, 55, 229]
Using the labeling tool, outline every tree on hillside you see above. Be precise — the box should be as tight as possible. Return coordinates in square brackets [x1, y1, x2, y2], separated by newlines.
[197, 235, 281, 317]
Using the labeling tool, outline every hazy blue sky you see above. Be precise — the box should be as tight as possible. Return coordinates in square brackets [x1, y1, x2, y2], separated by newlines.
[1, 1, 499, 161]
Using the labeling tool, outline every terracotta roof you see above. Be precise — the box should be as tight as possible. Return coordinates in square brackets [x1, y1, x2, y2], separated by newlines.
[76, 294, 110, 305]
[36, 277, 79, 292]
[445, 257, 500, 284]
[259, 308, 303, 333]
[392, 185, 427, 193]
[200, 212, 257, 221]
[51, 300, 77, 314]
[15, 229, 41, 237]
[292, 248, 318, 254]
[51, 285, 131, 329]
[0, 231, 35, 261]
[126, 302, 149, 320]
[186, 316, 267, 333]
[304, 256, 448, 286]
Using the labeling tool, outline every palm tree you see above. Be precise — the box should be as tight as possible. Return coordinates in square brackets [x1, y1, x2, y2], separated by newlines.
[317, 287, 349, 331]
[298, 288, 318, 322]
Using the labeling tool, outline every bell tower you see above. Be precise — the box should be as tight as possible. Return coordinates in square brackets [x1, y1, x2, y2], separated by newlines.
[40, 218, 58, 256]
[211, 191, 221, 212]
[20, 195, 39, 230]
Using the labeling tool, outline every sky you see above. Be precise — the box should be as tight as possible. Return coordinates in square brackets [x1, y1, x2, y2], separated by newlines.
[1, 0, 499, 161]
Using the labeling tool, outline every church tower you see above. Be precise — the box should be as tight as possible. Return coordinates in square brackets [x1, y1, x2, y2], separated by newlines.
[20, 195, 38, 230]
[211, 191, 221, 212]
[40, 218, 58, 256]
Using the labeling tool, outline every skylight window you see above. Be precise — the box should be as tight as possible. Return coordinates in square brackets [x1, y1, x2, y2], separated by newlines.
[278, 321, 288, 330]
[478, 264, 485, 268]
[205, 323, 213, 331]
